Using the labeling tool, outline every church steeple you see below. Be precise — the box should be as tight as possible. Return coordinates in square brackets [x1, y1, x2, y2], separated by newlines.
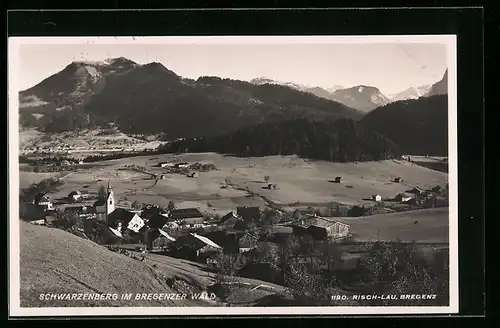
[105, 179, 115, 223]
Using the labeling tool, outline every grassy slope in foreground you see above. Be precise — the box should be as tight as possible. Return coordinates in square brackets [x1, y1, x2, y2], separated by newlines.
[19, 221, 208, 307]
[19, 221, 288, 307]
[336, 207, 449, 243]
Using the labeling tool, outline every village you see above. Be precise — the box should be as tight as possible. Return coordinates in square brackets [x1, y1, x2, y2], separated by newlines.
[20, 153, 450, 289]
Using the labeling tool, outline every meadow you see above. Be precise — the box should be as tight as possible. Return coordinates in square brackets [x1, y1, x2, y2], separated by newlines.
[19, 153, 449, 215]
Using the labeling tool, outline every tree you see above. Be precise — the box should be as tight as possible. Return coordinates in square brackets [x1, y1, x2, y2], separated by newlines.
[131, 200, 143, 210]
[167, 201, 176, 212]
[264, 175, 270, 183]
[97, 185, 107, 202]
[225, 177, 232, 185]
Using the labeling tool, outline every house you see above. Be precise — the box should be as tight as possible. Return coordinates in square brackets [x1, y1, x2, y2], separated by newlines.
[169, 208, 205, 228]
[175, 162, 189, 168]
[187, 172, 199, 178]
[333, 177, 343, 183]
[237, 206, 261, 224]
[64, 204, 97, 219]
[218, 211, 244, 229]
[293, 216, 350, 240]
[68, 190, 83, 202]
[395, 192, 414, 203]
[394, 177, 403, 183]
[107, 208, 145, 233]
[34, 194, 54, 210]
[171, 233, 222, 262]
[238, 232, 258, 253]
[160, 175, 165, 179]
[145, 228, 176, 250]
[407, 187, 424, 195]
[159, 162, 174, 168]
[372, 194, 382, 202]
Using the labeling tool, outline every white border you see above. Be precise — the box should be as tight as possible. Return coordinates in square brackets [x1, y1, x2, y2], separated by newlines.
[8, 35, 458, 317]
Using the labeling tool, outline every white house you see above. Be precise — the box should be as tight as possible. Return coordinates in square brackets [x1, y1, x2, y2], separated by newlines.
[36, 195, 54, 210]
[372, 194, 382, 202]
[127, 214, 145, 233]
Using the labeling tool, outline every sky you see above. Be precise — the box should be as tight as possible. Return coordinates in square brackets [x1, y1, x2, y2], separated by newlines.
[16, 39, 448, 95]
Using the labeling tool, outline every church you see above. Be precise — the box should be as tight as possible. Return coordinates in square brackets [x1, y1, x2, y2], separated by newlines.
[94, 181, 145, 234]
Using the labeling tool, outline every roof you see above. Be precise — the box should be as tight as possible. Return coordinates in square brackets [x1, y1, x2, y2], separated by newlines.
[294, 215, 349, 229]
[190, 233, 222, 249]
[109, 226, 123, 238]
[219, 211, 243, 225]
[158, 228, 176, 242]
[175, 233, 222, 251]
[68, 191, 82, 196]
[239, 233, 258, 248]
[170, 208, 204, 220]
[396, 192, 414, 198]
[37, 195, 52, 203]
[149, 214, 169, 228]
[107, 208, 139, 227]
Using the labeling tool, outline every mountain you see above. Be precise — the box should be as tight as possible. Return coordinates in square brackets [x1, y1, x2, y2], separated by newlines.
[250, 77, 309, 91]
[360, 95, 448, 156]
[426, 69, 448, 97]
[157, 118, 402, 162]
[250, 78, 389, 113]
[326, 85, 345, 93]
[20, 61, 363, 137]
[389, 85, 431, 102]
[329, 85, 391, 113]
[19, 57, 139, 127]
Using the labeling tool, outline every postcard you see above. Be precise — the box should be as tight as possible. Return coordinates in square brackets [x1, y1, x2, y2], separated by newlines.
[8, 35, 458, 316]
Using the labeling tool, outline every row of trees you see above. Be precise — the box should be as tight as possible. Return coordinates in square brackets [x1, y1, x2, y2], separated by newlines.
[157, 118, 402, 163]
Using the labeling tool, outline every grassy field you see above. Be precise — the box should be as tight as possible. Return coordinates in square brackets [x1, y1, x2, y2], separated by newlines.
[19, 221, 286, 307]
[335, 207, 449, 243]
[19, 153, 449, 214]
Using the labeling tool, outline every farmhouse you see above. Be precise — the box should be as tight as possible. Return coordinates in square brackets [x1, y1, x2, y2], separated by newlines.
[171, 233, 222, 262]
[34, 194, 54, 210]
[237, 206, 261, 224]
[407, 187, 424, 195]
[293, 215, 350, 240]
[395, 192, 414, 203]
[170, 208, 205, 228]
[158, 162, 174, 168]
[394, 177, 403, 183]
[218, 211, 244, 229]
[145, 228, 176, 250]
[175, 162, 189, 168]
[68, 190, 83, 202]
[334, 176, 342, 183]
[372, 194, 382, 202]
[238, 232, 259, 253]
[107, 208, 145, 233]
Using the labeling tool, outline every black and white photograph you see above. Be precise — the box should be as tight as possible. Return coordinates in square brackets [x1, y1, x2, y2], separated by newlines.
[8, 35, 458, 316]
